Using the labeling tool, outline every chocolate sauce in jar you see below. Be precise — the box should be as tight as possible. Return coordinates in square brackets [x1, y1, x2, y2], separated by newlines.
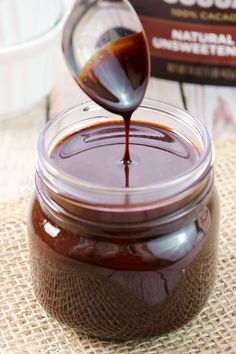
[28, 111, 219, 340]
[51, 121, 197, 188]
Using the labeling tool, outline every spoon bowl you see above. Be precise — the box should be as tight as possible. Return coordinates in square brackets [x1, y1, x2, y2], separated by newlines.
[62, 0, 150, 115]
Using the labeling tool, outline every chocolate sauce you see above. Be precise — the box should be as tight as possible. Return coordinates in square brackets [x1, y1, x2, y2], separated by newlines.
[51, 121, 198, 188]
[28, 117, 219, 340]
[78, 32, 150, 164]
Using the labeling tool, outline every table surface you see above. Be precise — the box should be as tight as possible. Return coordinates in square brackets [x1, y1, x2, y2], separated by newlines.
[1, 55, 235, 202]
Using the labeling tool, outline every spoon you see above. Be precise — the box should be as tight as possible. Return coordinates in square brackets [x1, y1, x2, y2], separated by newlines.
[62, 0, 150, 164]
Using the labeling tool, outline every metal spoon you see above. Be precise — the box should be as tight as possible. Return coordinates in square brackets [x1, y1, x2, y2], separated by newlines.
[62, 0, 150, 115]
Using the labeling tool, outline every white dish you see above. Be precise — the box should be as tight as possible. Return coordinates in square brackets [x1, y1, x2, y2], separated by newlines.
[0, 1, 68, 119]
[0, 0, 63, 47]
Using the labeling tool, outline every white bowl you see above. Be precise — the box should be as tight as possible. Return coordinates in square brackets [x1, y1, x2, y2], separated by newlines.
[0, 0, 63, 47]
[0, 2, 69, 119]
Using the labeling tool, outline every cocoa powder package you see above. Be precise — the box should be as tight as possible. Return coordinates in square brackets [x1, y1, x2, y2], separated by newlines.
[129, 0, 236, 140]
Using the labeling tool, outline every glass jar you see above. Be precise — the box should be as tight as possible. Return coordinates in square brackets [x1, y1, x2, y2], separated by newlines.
[28, 99, 219, 340]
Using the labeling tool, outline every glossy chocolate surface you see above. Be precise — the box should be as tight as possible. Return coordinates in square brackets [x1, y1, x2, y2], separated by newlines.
[51, 121, 198, 188]
[28, 121, 219, 340]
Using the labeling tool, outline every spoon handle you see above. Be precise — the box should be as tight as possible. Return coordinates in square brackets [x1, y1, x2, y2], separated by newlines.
[62, 0, 98, 76]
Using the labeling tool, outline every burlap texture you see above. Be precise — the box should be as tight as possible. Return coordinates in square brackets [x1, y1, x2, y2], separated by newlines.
[0, 139, 236, 353]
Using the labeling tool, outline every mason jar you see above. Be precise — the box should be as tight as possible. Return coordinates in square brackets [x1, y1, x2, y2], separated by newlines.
[28, 99, 219, 340]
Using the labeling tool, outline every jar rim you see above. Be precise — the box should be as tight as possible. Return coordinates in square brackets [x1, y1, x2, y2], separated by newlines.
[38, 98, 213, 203]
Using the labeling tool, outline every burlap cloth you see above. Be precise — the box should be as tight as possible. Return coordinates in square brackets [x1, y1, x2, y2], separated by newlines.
[1, 139, 236, 354]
